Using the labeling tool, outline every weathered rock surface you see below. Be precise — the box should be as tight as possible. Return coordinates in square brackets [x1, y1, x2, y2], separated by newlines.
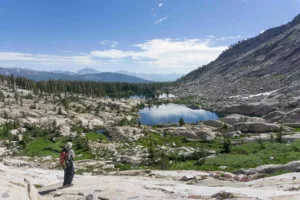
[107, 126, 144, 142]
[235, 161, 300, 175]
[281, 108, 300, 123]
[221, 114, 250, 125]
[223, 102, 278, 117]
[234, 122, 280, 133]
[2, 163, 300, 199]
[263, 111, 286, 122]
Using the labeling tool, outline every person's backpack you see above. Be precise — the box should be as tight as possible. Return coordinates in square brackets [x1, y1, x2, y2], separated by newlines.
[60, 148, 69, 167]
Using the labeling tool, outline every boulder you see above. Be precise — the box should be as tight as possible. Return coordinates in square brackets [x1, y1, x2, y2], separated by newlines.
[224, 102, 277, 116]
[234, 122, 280, 133]
[107, 126, 144, 142]
[281, 108, 300, 123]
[180, 175, 195, 181]
[203, 120, 225, 128]
[224, 131, 242, 137]
[117, 155, 142, 166]
[247, 117, 266, 123]
[283, 123, 300, 128]
[235, 161, 300, 175]
[221, 114, 249, 125]
[263, 111, 286, 122]
[161, 127, 199, 139]
[3, 158, 33, 168]
[0, 117, 7, 125]
[193, 125, 217, 141]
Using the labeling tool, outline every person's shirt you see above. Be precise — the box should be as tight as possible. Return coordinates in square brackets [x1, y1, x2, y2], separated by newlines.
[68, 149, 75, 160]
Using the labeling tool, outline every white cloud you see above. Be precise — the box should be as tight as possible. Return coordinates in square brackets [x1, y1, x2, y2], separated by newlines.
[260, 30, 265, 34]
[91, 38, 227, 69]
[99, 40, 109, 45]
[111, 41, 118, 48]
[158, 3, 163, 7]
[0, 38, 228, 73]
[155, 17, 168, 24]
[214, 35, 242, 41]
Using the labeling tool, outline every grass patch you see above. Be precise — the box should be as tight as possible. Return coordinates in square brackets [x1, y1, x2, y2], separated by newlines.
[295, 128, 300, 132]
[86, 131, 108, 141]
[170, 140, 300, 172]
[115, 164, 132, 171]
[139, 134, 300, 172]
[33, 184, 43, 189]
[137, 131, 222, 150]
[20, 138, 93, 160]
[22, 138, 63, 158]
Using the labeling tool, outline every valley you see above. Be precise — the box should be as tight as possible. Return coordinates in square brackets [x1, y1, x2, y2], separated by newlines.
[0, 8, 300, 200]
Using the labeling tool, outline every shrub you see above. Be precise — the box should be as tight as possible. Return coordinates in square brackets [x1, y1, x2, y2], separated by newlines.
[179, 118, 185, 126]
[222, 138, 231, 153]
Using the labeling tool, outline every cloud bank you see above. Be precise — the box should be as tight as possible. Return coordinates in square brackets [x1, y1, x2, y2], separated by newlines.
[0, 38, 228, 73]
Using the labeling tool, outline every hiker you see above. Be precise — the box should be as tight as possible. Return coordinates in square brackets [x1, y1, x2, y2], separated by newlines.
[60, 142, 75, 187]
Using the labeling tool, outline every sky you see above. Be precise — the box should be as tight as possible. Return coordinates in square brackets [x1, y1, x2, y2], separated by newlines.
[0, 0, 299, 74]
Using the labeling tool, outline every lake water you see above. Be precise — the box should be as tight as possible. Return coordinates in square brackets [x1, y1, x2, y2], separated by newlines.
[138, 103, 219, 125]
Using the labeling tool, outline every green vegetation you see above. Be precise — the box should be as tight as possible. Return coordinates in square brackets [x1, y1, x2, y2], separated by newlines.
[179, 118, 185, 126]
[1, 74, 171, 98]
[0, 122, 19, 139]
[222, 138, 232, 153]
[136, 131, 300, 172]
[115, 164, 132, 171]
[295, 128, 300, 132]
[86, 131, 108, 142]
[20, 138, 63, 157]
[19, 137, 93, 160]
[33, 184, 43, 189]
[171, 141, 300, 172]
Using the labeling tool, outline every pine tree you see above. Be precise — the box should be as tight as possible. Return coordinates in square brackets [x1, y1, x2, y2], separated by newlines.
[179, 118, 185, 126]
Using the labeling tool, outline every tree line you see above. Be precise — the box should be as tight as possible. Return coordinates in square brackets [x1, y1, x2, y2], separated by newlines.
[0, 74, 172, 98]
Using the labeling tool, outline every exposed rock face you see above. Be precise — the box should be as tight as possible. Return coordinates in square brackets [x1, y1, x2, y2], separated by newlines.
[223, 102, 278, 116]
[161, 126, 198, 139]
[235, 161, 300, 175]
[3, 162, 300, 199]
[0, 164, 45, 200]
[177, 14, 300, 98]
[161, 125, 219, 141]
[234, 122, 280, 133]
[263, 111, 286, 122]
[281, 108, 300, 123]
[107, 126, 144, 142]
[221, 114, 250, 125]
[203, 120, 225, 128]
[192, 125, 218, 141]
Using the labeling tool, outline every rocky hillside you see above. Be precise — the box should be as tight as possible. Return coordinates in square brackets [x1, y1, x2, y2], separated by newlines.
[179, 14, 300, 97]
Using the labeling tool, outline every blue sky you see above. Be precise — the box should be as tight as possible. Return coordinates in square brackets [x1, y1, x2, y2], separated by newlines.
[0, 0, 299, 74]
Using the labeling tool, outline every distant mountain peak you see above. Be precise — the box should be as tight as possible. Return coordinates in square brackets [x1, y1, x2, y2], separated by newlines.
[77, 68, 100, 75]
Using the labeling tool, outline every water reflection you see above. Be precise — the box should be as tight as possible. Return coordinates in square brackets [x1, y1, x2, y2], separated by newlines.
[138, 103, 219, 125]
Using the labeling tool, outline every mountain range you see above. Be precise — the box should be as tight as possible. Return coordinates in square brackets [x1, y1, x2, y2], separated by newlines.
[53, 68, 184, 82]
[0, 67, 150, 83]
